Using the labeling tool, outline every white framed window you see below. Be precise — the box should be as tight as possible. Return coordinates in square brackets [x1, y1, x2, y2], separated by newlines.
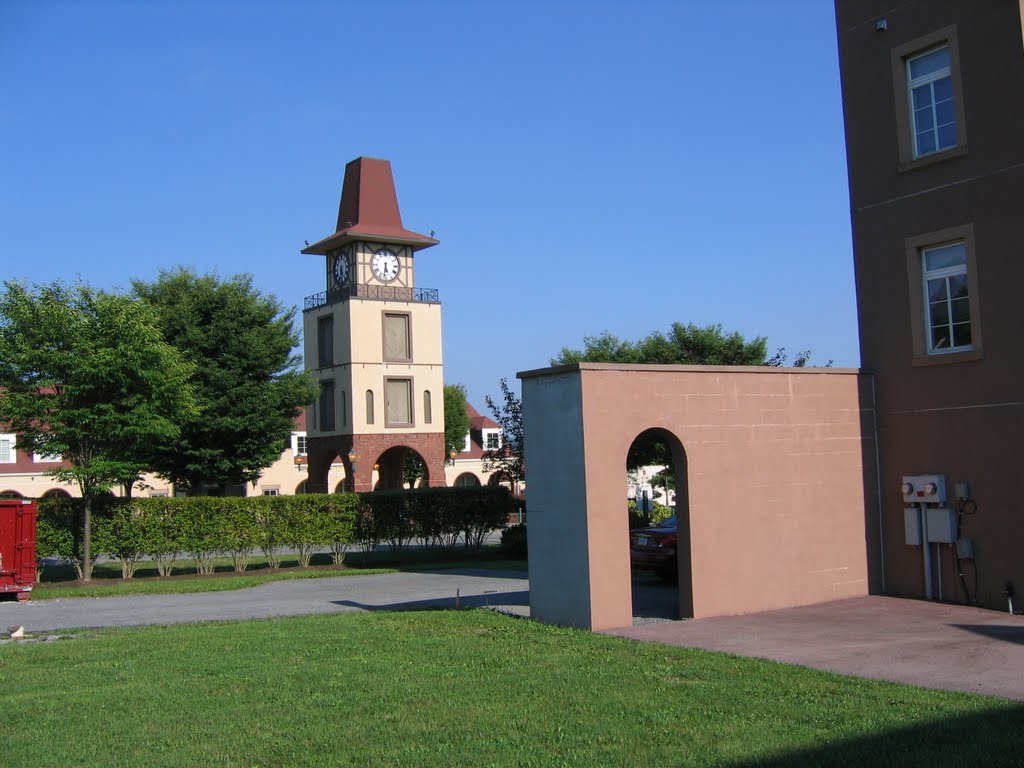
[906, 224, 982, 365]
[0, 434, 15, 464]
[291, 432, 307, 455]
[484, 431, 501, 451]
[262, 488, 280, 496]
[922, 241, 972, 353]
[907, 45, 956, 157]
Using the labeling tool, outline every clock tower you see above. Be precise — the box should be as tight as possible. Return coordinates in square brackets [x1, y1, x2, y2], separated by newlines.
[301, 157, 447, 492]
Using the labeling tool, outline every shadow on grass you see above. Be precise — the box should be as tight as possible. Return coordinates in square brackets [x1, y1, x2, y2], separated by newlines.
[333, 589, 530, 612]
[728, 705, 1024, 768]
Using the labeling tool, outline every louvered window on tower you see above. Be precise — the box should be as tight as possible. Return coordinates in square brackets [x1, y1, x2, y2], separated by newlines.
[385, 378, 413, 426]
[318, 314, 334, 367]
[383, 312, 411, 361]
[319, 381, 335, 432]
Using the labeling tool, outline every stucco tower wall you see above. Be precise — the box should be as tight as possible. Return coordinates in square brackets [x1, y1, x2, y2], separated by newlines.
[521, 371, 594, 628]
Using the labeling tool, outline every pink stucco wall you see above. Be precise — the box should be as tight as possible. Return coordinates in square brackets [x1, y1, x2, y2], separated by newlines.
[520, 364, 878, 631]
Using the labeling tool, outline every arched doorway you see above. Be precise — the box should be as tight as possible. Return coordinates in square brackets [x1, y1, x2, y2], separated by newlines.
[626, 428, 690, 620]
[374, 446, 431, 490]
[0, 490, 23, 499]
[41, 489, 71, 499]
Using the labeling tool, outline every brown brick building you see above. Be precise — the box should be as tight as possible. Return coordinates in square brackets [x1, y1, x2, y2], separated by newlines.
[835, 1, 1024, 609]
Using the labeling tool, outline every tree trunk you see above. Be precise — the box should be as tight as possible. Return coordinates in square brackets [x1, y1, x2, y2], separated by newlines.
[82, 493, 93, 581]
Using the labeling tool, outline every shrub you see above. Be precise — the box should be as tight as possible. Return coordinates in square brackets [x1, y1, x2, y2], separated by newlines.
[500, 523, 528, 559]
[34, 511, 75, 581]
[36, 494, 117, 579]
[280, 495, 329, 567]
[176, 498, 223, 574]
[319, 494, 360, 564]
[95, 503, 152, 579]
[138, 499, 181, 576]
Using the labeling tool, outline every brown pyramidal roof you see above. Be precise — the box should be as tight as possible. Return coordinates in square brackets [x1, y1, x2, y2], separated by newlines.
[301, 157, 439, 255]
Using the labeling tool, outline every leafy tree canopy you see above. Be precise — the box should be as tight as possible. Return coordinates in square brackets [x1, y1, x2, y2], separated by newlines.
[551, 323, 830, 469]
[551, 323, 769, 366]
[132, 268, 318, 491]
[483, 378, 524, 483]
[443, 383, 471, 461]
[0, 280, 197, 578]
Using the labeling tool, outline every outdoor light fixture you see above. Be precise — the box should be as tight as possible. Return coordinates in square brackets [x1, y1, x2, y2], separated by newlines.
[449, 449, 458, 460]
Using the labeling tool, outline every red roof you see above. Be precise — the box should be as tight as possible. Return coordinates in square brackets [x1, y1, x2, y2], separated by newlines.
[301, 157, 438, 255]
[466, 402, 499, 430]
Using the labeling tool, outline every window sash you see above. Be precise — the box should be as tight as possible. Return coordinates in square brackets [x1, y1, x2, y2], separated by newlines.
[922, 242, 971, 353]
[0, 436, 13, 463]
[907, 46, 955, 157]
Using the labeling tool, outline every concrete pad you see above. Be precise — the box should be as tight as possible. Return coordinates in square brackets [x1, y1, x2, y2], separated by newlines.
[606, 596, 1024, 701]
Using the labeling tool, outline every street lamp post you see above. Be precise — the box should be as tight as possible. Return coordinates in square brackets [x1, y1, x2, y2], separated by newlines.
[347, 447, 358, 492]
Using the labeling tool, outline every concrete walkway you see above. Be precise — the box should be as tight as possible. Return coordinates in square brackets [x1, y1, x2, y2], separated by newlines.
[0, 569, 529, 633]
[608, 596, 1024, 701]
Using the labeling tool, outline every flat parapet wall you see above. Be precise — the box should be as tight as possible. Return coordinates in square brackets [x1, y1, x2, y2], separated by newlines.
[520, 363, 878, 631]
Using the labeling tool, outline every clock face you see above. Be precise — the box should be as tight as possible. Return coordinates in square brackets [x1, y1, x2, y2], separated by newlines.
[333, 251, 350, 285]
[371, 249, 400, 282]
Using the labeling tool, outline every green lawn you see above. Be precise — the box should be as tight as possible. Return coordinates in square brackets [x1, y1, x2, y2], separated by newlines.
[2, 610, 1021, 767]
[33, 549, 526, 599]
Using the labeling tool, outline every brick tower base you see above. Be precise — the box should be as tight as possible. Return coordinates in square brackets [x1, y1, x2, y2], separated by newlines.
[306, 432, 447, 493]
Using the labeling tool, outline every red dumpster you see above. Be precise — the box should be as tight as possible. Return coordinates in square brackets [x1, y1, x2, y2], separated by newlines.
[0, 499, 37, 601]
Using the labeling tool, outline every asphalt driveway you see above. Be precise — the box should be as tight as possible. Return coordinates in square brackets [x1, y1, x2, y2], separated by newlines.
[0, 568, 529, 633]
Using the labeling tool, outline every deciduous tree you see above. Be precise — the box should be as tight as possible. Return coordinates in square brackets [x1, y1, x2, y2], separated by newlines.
[443, 383, 471, 461]
[133, 268, 318, 493]
[553, 323, 829, 468]
[551, 323, 769, 367]
[0, 280, 197, 579]
[483, 378, 524, 483]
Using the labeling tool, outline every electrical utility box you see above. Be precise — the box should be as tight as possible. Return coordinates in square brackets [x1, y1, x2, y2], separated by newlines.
[0, 499, 37, 601]
[901, 474, 947, 504]
[903, 507, 957, 545]
[926, 508, 957, 544]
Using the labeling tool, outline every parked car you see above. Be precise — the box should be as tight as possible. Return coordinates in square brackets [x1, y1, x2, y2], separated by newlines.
[629, 514, 677, 581]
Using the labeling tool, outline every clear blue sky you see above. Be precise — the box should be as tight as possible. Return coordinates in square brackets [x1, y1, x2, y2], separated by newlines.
[0, 0, 857, 409]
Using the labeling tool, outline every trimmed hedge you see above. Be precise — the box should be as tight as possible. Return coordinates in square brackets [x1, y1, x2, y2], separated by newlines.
[34, 486, 515, 578]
